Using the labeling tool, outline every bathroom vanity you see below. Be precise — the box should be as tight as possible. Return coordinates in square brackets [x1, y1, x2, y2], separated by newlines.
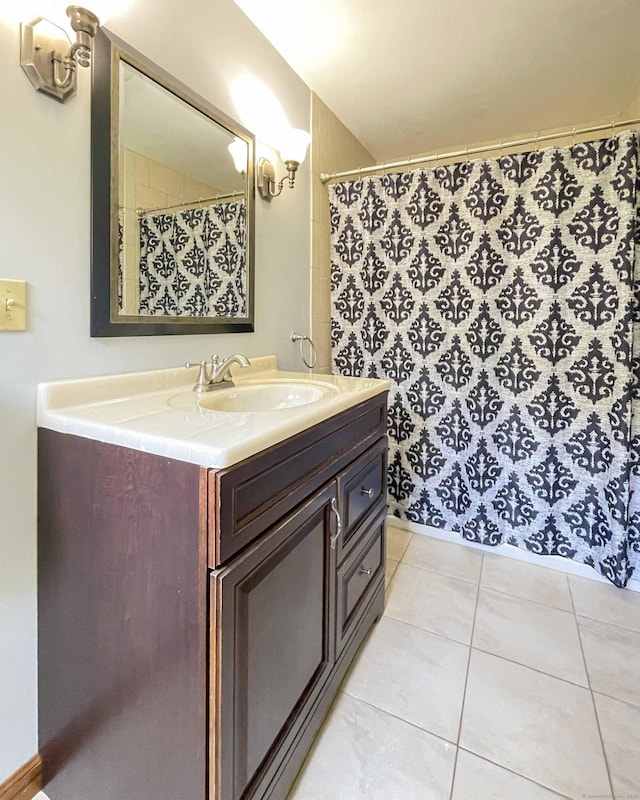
[37, 358, 389, 800]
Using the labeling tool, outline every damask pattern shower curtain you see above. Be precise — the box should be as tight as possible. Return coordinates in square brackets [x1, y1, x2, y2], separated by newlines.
[138, 199, 246, 316]
[330, 131, 640, 587]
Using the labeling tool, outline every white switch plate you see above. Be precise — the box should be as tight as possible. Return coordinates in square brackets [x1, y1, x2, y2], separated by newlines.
[0, 279, 27, 331]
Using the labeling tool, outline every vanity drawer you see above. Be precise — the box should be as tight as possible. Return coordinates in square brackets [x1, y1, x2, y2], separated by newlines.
[335, 512, 386, 654]
[209, 394, 387, 567]
[337, 436, 387, 557]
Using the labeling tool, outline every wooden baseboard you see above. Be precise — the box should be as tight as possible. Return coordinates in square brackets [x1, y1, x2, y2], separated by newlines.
[0, 756, 42, 800]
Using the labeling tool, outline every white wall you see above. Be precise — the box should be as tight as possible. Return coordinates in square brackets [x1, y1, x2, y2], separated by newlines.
[0, 0, 311, 782]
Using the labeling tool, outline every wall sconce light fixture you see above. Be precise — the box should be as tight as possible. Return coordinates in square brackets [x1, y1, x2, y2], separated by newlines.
[21, 5, 102, 103]
[228, 138, 248, 177]
[257, 128, 310, 200]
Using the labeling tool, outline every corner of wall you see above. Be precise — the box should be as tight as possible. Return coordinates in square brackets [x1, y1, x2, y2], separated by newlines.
[310, 92, 375, 374]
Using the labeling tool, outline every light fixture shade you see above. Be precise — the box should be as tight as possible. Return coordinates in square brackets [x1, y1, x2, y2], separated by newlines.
[279, 128, 310, 165]
[228, 138, 247, 174]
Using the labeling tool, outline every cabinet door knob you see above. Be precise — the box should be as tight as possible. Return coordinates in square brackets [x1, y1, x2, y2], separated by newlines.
[361, 487, 374, 498]
[329, 497, 343, 550]
[359, 566, 372, 576]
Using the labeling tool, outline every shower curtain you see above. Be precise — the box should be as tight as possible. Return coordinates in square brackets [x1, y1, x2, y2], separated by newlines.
[330, 131, 640, 587]
[138, 199, 246, 316]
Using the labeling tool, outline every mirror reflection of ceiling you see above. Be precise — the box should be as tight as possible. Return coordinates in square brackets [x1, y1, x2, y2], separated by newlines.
[233, 0, 640, 161]
[120, 63, 245, 193]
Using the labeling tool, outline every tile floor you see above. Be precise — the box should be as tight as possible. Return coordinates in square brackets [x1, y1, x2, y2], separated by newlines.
[288, 526, 640, 800]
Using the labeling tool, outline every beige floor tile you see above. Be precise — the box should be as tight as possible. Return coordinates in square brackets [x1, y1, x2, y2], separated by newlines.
[343, 616, 468, 742]
[460, 650, 610, 799]
[387, 525, 413, 561]
[578, 617, 640, 706]
[385, 564, 478, 644]
[288, 693, 456, 800]
[402, 534, 482, 584]
[385, 558, 399, 589]
[481, 554, 572, 611]
[569, 575, 640, 632]
[473, 589, 588, 685]
[452, 749, 566, 800]
[593, 692, 640, 798]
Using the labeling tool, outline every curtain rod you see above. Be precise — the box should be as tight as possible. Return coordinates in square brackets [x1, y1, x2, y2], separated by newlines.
[319, 117, 640, 184]
[136, 190, 245, 217]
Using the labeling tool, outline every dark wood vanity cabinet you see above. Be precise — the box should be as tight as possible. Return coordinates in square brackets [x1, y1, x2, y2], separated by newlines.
[212, 484, 337, 800]
[38, 393, 388, 800]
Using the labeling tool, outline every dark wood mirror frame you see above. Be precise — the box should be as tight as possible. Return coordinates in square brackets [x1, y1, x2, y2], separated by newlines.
[90, 29, 255, 337]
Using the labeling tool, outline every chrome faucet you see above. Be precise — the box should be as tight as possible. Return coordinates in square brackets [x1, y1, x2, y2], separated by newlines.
[185, 353, 251, 393]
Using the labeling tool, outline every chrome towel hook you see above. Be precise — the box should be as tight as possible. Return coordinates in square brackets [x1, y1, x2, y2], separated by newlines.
[291, 332, 318, 369]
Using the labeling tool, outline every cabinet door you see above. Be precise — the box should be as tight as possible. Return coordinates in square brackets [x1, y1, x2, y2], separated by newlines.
[210, 483, 337, 800]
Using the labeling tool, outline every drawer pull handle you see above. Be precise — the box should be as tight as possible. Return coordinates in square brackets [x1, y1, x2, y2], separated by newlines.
[330, 498, 342, 550]
[359, 566, 373, 576]
[361, 487, 374, 498]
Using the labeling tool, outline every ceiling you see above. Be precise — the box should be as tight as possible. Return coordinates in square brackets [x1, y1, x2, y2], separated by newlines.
[233, 0, 640, 162]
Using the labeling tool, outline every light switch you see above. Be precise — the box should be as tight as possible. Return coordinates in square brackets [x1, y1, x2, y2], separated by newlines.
[0, 279, 27, 331]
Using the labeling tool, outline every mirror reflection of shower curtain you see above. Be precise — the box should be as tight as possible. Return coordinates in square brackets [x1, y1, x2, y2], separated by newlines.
[137, 199, 246, 317]
[330, 131, 640, 588]
[117, 209, 124, 311]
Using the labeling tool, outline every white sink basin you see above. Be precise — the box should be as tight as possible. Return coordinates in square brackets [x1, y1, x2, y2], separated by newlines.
[198, 380, 336, 413]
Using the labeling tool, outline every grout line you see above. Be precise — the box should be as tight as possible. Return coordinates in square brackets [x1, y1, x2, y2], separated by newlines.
[573, 610, 640, 637]
[390, 529, 413, 561]
[398, 556, 481, 586]
[394, 559, 480, 587]
[397, 543, 587, 614]
[475, 582, 574, 613]
[340, 690, 458, 747]
[568, 579, 616, 798]
[590, 687, 640, 710]
[381, 612, 619, 697]
[469, 646, 590, 690]
[381, 611, 472, 647]
[343, 682, 573, 800]
[457, 748, 573, 800]
[385, 558, 400, 583]
[382, 610, 472, 647]
[449, 553, 483, 799]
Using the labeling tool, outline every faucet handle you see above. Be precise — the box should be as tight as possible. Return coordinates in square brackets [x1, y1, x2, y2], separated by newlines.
[211, 354, 220, 368]
[185, 360, 211, 391]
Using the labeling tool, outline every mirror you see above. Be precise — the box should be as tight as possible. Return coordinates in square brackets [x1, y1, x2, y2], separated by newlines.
[91, 31, 255, 336]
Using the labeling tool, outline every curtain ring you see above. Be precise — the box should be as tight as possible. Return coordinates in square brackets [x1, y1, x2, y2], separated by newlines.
[611, 119, 616, 137]
[291, 332, 318, 369]
[464, 146, 469, 162]
[498, 141, 503, 157]
[572, 127, 576, 147]
[534, 133, 539, 152]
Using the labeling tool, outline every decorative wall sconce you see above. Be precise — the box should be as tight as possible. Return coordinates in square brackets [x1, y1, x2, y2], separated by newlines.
[228, 138, 248, 176]
[20, 5, 102, 102]
[256, 128, 310, 200]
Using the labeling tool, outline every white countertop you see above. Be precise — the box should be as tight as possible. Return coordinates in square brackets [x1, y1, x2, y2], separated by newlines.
[37, 356, 390, 469]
